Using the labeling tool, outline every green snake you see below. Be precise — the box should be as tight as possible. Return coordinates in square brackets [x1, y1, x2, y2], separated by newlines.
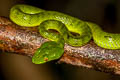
[9, 4, 120, 64]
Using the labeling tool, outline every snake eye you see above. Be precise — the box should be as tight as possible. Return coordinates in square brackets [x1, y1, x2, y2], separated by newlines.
[44, 57, 48, 61]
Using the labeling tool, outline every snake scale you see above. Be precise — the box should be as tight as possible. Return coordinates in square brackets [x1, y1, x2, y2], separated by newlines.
[9, 4, 120, 64]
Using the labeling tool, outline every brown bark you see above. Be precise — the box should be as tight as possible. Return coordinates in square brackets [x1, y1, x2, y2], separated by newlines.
[0, 16, 120, 75]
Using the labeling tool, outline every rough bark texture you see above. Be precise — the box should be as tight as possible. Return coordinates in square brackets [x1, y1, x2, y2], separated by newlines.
[0, 16, 120, 75]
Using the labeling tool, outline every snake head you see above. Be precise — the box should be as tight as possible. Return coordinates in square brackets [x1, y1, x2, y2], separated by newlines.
[32, 41, 64, 64]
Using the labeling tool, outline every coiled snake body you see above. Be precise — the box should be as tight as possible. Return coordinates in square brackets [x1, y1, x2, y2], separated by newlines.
[9, 4, 120, 64]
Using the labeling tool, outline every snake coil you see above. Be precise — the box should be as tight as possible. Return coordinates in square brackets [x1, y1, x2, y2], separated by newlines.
[10, 4, 120, 64]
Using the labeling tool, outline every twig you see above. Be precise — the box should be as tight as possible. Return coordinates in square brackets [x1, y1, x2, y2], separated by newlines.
[0, 16, 120, 75]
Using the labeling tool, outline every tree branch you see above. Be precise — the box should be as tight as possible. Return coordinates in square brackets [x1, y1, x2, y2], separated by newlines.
[0, 16, 120, 75]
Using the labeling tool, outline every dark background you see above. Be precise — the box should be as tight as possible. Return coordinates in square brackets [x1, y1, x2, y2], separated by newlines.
[0, 0, 120, 80]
